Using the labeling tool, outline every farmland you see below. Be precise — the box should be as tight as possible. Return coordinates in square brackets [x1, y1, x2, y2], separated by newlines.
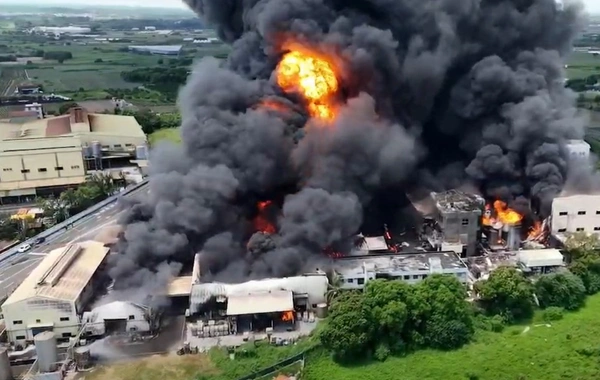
[566, 51, 600, 80]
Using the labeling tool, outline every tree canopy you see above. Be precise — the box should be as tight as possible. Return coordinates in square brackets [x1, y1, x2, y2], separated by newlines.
[535, 272, 586, 311]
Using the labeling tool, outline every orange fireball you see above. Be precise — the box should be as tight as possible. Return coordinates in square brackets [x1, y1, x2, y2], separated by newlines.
[276, 48, 339, 121]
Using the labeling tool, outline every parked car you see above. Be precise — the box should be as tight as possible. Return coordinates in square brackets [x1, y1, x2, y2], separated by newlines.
[34, 237, 45, 245]
[17, 243, 32, 253]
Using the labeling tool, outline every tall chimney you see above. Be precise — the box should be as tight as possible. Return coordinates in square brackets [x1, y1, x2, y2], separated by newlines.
[506, 224, 521, 251]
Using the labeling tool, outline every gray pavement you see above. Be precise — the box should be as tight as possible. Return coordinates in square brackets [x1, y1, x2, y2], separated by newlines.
[0, 185, 149, 301]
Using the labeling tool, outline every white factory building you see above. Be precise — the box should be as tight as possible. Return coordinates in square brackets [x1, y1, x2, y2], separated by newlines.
[551, 194, 600, 236]
[334, 251, 470, 290]
[1, 241, 109, 345]
[82, 301, 152, 337]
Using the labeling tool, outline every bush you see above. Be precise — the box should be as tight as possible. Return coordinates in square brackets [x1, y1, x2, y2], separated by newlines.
[535, 272, 586, 311]
[542, 307, 564, 322]
[374, 343, 390, 362]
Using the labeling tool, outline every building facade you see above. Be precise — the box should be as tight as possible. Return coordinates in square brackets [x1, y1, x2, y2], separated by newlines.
[550, 194, 600, 236]
[565, 139, 591, 162]
[334, 251, 470, 290]
[1, 241, 109, 345]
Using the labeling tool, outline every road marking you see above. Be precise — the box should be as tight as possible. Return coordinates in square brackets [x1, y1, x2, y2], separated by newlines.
[67, 212, 124, 245]
[28, 252, 48, 256]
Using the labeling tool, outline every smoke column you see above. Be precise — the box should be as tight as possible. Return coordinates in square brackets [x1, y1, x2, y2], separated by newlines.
[109, 0, 587, 295]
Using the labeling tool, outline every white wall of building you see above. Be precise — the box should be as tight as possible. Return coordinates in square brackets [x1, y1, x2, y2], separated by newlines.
[566, 139, 591, 162]
[2, 297, 79, 344]
[551, 194, 600, 235]
[82, 301, 150, 336]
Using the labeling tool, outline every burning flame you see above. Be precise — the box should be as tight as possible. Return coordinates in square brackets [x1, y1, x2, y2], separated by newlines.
[481, 200, 523, 226]
[253, 200, 276, 234]
[527, 221, 543, 240]
[256, 99, 290, 114]
[276, 49, 339, 121]
[282, 311, 294, 322]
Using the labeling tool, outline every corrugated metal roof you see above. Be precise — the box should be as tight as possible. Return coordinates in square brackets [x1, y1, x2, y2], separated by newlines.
[226, 290, 293, 316]
[166, 276, 193, 296]
[2, 241, 109, 305]
[518, 249, 563, 268]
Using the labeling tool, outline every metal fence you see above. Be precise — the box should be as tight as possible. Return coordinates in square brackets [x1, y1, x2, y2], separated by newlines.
[0, 179, 149, 265]
[236, 352, 306, 380]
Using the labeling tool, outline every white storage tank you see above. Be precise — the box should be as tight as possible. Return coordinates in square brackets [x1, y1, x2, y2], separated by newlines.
[74, 346, 91, 370]
[91, 141, 102, 158]
[0, 347, 12, 380]
[315, 303, 328, 319]
[34, 331, 58, 373]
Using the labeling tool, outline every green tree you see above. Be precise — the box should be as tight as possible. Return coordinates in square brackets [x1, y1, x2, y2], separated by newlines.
[417, 275, 474, 349]
[319, 292, 372, 362]
[535, 272, 586, 311]
[475, 267, 535, 322]
[570, 256, 600, 294]
[0, 215, 20, 241]
[564, 232, 600, 263]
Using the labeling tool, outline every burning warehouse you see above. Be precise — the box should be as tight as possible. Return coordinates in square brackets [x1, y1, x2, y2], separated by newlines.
[107, 0, 587, 303]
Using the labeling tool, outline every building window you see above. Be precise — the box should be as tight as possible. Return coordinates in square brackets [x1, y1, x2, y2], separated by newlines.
[412, 275, 420, 280]
[403, 275, 410, 280]
[578, 211, 586, 215]
[16, 335, 25, 340]
[595, 227, 600, 231]
[2, 168, 12, 172]
[559, 212, 567, 216]
[347, 278, 354, 283]
[597, 211, 600, 215]
[461, 219, 469, 226]
[357, 278, 365, 285]
[38, 168, 47, 172]
[128, 315, 135, 320]
[422, 274, 428, 279]
[125, 143, 134, 147]
[101, 145, 109, 149]
[576, 227, 585, 232]
[60, 317, 69, 322]
[21, 169, 30, 174]
[558, 228, 567, 232]
[13, 320, 22, 325]
[55, 166, 64, 171]
[36, 319, 41, 323]
[62, 332, 72, 338]
[114, 144, 122, 148]
[71, 165, 80, 169]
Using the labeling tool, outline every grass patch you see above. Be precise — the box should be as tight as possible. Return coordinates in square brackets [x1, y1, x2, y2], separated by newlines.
[82, 353, 221, 380]
[303, 293, 600, 380]
[149, 128, 181, 145]
[567, 51, 600, 79]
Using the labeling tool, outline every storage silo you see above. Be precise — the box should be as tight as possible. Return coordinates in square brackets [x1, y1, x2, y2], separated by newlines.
[34, 331, 58, 373]
[91, 141, 102, 158]
[135, 144, 147, 160]
[74, 346, 91, 370]
[0, 347, 13, 380]
[82, 145, 93, 158]
[315, 303, 328, 319]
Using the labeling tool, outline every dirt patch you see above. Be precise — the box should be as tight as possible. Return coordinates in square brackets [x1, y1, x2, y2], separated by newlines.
[80, 353, 221, 380]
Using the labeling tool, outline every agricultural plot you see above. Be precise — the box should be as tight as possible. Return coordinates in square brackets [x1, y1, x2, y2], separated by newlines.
[566, 51, 600, 79]
[26, 67, 139, 92]
[0, 67, 28, 96]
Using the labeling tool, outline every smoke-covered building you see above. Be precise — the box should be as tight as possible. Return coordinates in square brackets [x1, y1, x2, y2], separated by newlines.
[81, 301, 156, 337]
[422, 190, 484, 257]
[334, 251, 470, 290]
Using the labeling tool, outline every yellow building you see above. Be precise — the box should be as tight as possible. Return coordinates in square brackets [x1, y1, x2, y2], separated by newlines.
[0, 107, 147, 200]
[1, 241, 110, 344]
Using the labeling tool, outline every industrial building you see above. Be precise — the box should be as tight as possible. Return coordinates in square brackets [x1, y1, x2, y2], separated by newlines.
[0, 107, 148, 201]
[550, 194, 600, 236]
[419, 190, 484, 256]
[517, 249, 564, 274]
[334, 251, 470, 290]
[82, 301, 155, 337]
[128, 45, 182, 56]
[1, 241, 110, 345]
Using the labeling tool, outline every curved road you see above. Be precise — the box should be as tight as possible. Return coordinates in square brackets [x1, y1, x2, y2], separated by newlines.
[0, 184, 148, 300]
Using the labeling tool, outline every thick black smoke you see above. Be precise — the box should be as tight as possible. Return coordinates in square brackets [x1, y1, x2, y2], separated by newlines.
[109, 0, 588, 294]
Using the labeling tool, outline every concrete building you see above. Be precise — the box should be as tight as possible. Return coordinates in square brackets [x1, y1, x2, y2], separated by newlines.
[0, 107, 147, 200]
[428, 190, 484, 256]
[550, 194, 600, 236]
[334, 251, 470, 290]
[565, 139, 591, 162]
[1, 241, 110, 345]
[128, 45, 182, 56]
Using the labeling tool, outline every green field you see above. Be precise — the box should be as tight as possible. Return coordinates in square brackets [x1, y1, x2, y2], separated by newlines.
[566, 51, 600, 79]
[303, 293, 600, 380]
[149, 128, 181, 145]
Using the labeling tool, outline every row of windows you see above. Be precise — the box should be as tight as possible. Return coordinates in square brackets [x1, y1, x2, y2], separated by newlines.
[558, 211, 600, 216]
[102, 143, 134, 149]
[345, 274, 430, 285]
[2, 166, 81, 174]
[15, 332, 72, 340]
[557, 227, 600, 233]
[13, 316, 70, 325]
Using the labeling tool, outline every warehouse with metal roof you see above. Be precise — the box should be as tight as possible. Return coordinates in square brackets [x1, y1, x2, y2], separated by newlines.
[0, 106, 148, 201]
[1, 241, 110, 344]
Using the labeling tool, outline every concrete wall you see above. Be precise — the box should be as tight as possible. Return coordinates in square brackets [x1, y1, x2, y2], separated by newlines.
[439, 210, 480, 256]
[551, 194, 600, 235]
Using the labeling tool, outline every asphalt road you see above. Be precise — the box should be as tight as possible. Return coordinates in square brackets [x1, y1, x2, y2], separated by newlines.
[0, 184, 149, 301]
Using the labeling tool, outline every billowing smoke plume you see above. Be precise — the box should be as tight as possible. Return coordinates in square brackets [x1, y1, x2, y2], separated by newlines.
[109, 0, 587, 296]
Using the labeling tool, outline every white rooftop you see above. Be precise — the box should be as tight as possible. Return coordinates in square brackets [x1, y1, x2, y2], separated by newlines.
[360, 236, 388, 251]
[2, 241, 109, 306]
[517, 249, 563, 268]
[226, 290, 293, 316]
